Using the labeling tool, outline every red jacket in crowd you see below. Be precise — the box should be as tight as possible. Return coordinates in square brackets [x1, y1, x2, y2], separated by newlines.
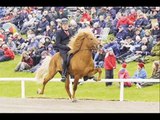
[128, 12, 137, 23]
[116, 16, 133, 28]
[0, 34, 5, 41]
[80, 12, 92, 22]
[3, 47, 15, 59]
[104, 54, 116, 70]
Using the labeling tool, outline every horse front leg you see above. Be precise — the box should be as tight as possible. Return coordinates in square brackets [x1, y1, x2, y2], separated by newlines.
[71, 76, 79, 102]
[87, 68, 102, 81]
[96, 68, 102, 81]
[65, 74, 72, 100]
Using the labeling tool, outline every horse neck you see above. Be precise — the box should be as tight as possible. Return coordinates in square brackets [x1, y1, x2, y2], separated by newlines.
[77, 43, 93, 58]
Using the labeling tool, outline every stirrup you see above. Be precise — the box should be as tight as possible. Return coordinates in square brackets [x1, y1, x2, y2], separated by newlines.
[61, 76, 66, 82]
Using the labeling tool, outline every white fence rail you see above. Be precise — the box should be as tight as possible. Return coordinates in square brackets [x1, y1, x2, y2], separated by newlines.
[0, 78, 159, 101]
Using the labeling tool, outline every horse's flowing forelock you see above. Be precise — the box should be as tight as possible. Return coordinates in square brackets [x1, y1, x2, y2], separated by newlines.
[68, 28, 93, 54]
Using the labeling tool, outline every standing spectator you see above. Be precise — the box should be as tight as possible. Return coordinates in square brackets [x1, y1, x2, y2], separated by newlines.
[104, 48, 116, 86]
[118, 62, 132, 87]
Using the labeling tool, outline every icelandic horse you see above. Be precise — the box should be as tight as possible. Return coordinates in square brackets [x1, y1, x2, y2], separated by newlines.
[35, 28, 102, 102]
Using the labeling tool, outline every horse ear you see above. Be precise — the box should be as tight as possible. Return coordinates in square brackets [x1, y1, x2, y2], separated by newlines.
[83, 32, 88, 38]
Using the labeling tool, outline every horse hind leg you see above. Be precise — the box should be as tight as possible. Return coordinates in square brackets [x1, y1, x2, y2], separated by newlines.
[37, 69, 57, 95]
[65, 74, 72, 100]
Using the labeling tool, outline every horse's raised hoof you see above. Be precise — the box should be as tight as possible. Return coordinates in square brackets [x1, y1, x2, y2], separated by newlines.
[97, 78, 101, 81]
[93, 77, 98, 81]
[37, 88, 43, 94]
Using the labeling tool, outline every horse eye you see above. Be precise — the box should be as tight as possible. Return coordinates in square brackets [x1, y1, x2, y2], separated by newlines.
[90, 38, 93, 40]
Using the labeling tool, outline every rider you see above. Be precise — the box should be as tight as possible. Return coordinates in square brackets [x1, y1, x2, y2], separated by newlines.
[55, 18, 74, 82]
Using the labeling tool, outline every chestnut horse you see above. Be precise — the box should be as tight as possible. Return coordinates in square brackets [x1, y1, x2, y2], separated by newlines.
[35, 28, 102, 102]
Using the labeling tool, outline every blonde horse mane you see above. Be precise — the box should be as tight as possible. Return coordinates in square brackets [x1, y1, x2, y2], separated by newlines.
[68, 28, 94, 54]
[35, 56, 52, 83]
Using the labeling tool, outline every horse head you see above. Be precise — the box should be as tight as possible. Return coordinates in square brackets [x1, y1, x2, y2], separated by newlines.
[68, 28, 100, 54]
[82, 29, 100, 51]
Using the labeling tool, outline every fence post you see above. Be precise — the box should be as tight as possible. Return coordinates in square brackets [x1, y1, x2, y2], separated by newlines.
[120, 81, 124, 101]
[21, 80, 25, 98]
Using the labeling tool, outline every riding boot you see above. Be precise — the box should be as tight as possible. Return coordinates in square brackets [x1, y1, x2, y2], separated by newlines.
[61, 66, 67, 82]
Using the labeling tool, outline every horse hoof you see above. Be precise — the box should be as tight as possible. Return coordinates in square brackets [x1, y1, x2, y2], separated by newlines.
[93, 77, 98, 81]
[72, 99, 77, 102]
[37, 89, 42, 94]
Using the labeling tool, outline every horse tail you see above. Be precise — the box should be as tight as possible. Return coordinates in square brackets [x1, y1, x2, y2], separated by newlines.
[35, 56, 52, 84]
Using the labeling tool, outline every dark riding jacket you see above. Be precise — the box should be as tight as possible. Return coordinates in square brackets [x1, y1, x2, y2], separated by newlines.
[55, 29, 74, 53]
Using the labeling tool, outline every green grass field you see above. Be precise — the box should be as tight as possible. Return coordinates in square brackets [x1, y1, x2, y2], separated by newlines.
[0, 55, 159, 102]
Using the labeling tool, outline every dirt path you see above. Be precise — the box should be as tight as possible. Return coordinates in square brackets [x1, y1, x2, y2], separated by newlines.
[0, 98, 159, 113]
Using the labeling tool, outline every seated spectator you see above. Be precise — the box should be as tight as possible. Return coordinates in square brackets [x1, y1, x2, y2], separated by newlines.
[30, 51, 50, 73]
[69, 19, 79, 35]
[94, 48, 105, 68]
[132, 62, 147, 88]
[6, 35, 17, 54]
[0, 44, 15, 62]
[80, 8, 92, 23]
[144, 29, 155, 46]
[118, 62, 132, 87]
[110, 12, 121, 36]
[14, 51, 33, 72]
[139, 61, 160, 87]
[47, 44, 56, 56]
[151, 61, 160, 79]
[119, 36, 134, 55]
[0, 38, 5, 55]
[36, 16, 49, 35]
[103, 38, 121, 57]
[115, 26, 127, 43]
[127, 8, 137, 24]
[151, 23, 160, 39]
[135, 25, 145, 38]
[144, 35, 160, 63]
[14, 34, 26, 54]
[135, 12, 150, 28]
[121, 37, 151, 63]
[124, 25, 135, 38]
[116, 13, 133, 29]
[97, 15, 106, 28]
[117, 36, 135, 63]
[92, 22, 102, 38]
[135, 37, 152, 56]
